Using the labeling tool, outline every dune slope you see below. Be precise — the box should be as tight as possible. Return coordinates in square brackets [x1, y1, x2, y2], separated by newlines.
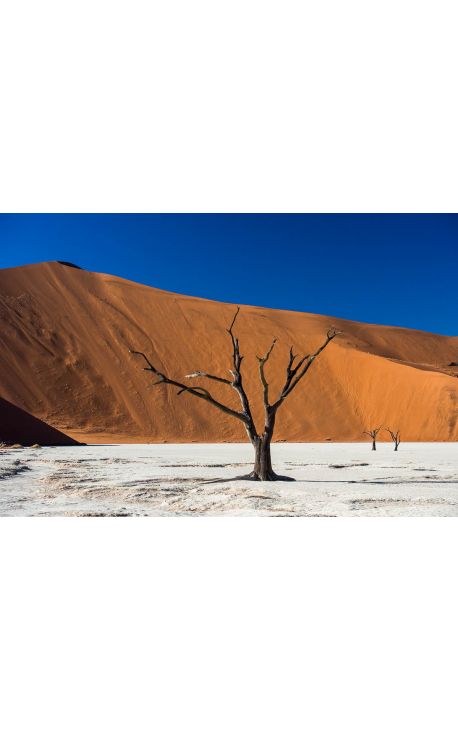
[0, 262, 457, 443]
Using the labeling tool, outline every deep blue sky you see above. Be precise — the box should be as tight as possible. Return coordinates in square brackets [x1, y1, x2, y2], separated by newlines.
[0, 214, 456, 335]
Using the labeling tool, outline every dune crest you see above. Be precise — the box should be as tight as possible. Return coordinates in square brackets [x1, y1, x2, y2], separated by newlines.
[0, 261, 457, 443]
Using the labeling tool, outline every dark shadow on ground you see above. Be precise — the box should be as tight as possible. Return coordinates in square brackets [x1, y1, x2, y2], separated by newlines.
[0, 397, 80, 446]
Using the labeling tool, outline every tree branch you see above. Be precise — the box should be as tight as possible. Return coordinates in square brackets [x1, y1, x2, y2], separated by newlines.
[184, 371, 232, 385]
[385, 427, 400, 443]
[137, 307, 258, 442]
[272, 328, 341, 409]
[364, 426, 382, 438]
[227, 307, 240, 336]
[225, 307, 257, 439]
[129, 349, 249, 424]
[256, 338, 277, 408]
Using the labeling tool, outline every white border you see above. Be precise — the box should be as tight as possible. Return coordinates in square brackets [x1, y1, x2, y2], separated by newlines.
[0, 1, 457, 212]
[1, 518, 457, 729]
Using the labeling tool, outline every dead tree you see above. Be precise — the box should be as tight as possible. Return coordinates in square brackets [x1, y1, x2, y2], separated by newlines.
[130, 308, 340, 481]
[386, 428, 401, 451]
[363, 426, 382, 451]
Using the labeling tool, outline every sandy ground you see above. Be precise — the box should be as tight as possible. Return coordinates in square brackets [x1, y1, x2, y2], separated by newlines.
[0, 442, 457, 516]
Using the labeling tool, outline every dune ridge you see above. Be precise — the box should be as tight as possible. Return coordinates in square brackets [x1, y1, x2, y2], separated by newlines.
[0, 261, 456, 443]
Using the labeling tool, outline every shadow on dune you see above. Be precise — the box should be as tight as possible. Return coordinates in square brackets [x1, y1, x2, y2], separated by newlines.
[0, 397, 80, 446]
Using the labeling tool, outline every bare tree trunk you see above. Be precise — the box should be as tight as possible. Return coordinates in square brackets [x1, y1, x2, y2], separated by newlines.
[394, 442, 399, 451]
[248, 410, 284, 481]
[249, 436, 274, 480]
[248, 402, 273, 479]
[365, 428, 381, 450]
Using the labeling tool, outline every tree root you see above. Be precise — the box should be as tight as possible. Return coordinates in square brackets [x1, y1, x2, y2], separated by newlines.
[245, 470, 295, 482]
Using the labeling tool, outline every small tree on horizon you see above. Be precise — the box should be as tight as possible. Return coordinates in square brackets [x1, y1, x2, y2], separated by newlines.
[363, 426, 382, 451]
[386, 427, 401, 451]
[130, 307, 340, 481]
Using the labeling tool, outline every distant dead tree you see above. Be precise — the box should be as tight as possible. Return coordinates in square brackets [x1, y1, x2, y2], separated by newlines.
[363, 426, 382, 451]
[386, 428, 401, 451]
[130, 307, 340, 481]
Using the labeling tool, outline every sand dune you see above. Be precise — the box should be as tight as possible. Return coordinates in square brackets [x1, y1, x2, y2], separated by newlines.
[0, 261, 456, 443]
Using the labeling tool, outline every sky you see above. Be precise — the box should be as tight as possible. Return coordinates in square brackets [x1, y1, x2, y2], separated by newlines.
[0, 213, 456, 335]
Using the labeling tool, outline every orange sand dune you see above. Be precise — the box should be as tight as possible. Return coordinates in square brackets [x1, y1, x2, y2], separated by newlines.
[0, 261, 457, 443]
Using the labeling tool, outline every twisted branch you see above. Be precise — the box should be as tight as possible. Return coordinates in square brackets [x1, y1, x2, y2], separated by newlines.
[129, 349, 248, 424]
[272, 328, 341, 409]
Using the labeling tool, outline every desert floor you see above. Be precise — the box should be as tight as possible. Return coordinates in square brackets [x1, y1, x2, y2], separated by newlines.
[0, 442, 457, 516]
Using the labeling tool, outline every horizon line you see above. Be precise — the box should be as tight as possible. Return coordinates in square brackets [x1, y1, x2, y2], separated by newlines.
[2, 259, 456, 339]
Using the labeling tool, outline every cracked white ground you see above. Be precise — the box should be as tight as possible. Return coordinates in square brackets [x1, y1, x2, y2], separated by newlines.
[0, 443, 457, 516]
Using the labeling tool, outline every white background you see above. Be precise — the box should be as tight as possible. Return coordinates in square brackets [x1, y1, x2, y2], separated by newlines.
[0, 1, 457, 728]
[1, 0, 457, 212]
